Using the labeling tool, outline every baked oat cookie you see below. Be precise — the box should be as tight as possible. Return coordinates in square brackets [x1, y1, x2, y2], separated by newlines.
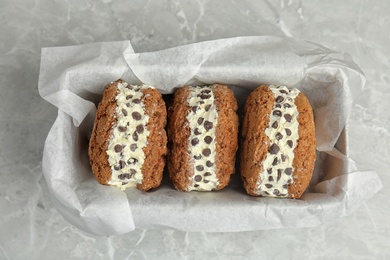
[241, 85, 316, 198]
[88, 79, 167, 191]
[168, 84, 239, 191]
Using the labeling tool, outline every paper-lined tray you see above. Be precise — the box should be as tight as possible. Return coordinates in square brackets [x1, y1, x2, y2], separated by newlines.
[38, 36, 382, 235]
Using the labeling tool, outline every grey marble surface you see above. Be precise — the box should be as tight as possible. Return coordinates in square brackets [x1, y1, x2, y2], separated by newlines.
[0, 0, 389, 259]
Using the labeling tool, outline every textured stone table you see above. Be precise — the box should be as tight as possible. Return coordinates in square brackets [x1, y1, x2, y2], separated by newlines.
[0, 0, 389, 259]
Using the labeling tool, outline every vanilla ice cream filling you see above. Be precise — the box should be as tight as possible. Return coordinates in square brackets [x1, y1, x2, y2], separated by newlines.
[186, 86, 219, 191]
[256, 86, 300, 197]
[106, 82, 151, 190]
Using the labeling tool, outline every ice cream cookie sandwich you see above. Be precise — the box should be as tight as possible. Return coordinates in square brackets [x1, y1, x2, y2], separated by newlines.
[89, 80, 167, 191]
[168, 84, 238, 191]
[241, 85, 316, 198]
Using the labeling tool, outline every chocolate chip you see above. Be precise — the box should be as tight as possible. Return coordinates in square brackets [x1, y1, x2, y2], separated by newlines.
[206, 161, 214, 167]
[119, 160, 126, 169]
[285, 129, 292, 136]
[126, 85, 133, 90]
[204, 136, 213, 144]
[205, 105, 211, 111]
[114, 144, 122, 153]
[118, 173, 130, 180]
[281, 154, 286, 162]
[118, 126, 127, 132]
[272, 157, 278, 166]
[268, 176, 274, 182]
[194, 154, 202, 160]
[194, 184, 199, 188]
[277, 169, 282, 181]
[197, 117, 204, 125]
[273, 189, 280, 196]
[114, 165, 120, 171]
[275, 96, 284, 103]
[280, 90, 288, 94]
[126, 95, 133, 100]
[287, 140, 293, 148]
[132, 98, 141, 104]
[204, 172, 212, 176]
[269, 144, 280, 154]
[267, 168, 272, 174]
[130, 169, 137, 175]
[194, 128, 201, 135]
[132, 131, 138, 141]
[191, 138, 199, 146]
[199, 94, 211, 99]
[204, 121, 213, 131]
[276, 133, 283, 140]
[194, 175, 202, 182]
[265, 184, 273, 188]
[196, 165, 204, 171]
[275, 104, 282, 108]
[284, 114, 292, 122]
[127, 158, 138, 165]
[264, 191, 270, 195]
[202, 148, 211, 157]
[288, 98, 293, 102]
[201, 89, 211, 94]
[272, 121, 278, 129]
[287, 179, 292, 184]
[130, 143, 137, 152]
[198, 101, 205, 105]
[284, 103, 291, 108]
[122, 182, 128, 185]
[192, 106, 198, 113]
[273, 110, 282, 117]
[285, 168, 292, 175]
[204, 179, 210, 183]
[282, 184, 288, 189]
[122, 109, 128, 116]
[136, 124, 144, 134]
[132, 112, 141, 120]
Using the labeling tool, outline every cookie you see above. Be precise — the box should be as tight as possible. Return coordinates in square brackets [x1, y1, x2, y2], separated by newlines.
[240, 85, 316, 198]
[88, 79, 167, 191]
[168, 84, 239, 191]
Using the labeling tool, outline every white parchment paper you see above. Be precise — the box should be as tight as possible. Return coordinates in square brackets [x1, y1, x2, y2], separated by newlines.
[38, 36, 382, 235]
